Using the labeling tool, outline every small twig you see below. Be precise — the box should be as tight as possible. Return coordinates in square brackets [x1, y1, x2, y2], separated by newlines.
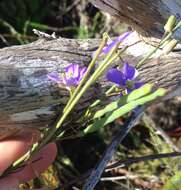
[0, 34, 10, 46]
[143, 113, 180, 152]
[82, 106, 144, 190]
[57, 151, 181, 189]
[63, 0, 81, 15]
[1, 33, 36, 40]
[102, 168, 162, 189]
[101, 176, 127, 181]
[0, 19, 25, 44]
[106, 152, 181, 171]
[72, 187, 81, 190]
[32, 29, 57, 40]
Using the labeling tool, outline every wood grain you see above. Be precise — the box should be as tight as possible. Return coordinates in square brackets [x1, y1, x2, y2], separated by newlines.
[89, 0, 181, 37]
[0, 0, 181, 139]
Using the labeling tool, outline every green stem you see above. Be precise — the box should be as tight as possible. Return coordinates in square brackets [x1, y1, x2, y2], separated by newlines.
[0, 19, 25, 44]
[89, 85, 116, 108]
[136, 32, 172, 68]
[39, 44, 127, 148]
[63, 33, 108, 112]
[137, 21, 181, 68]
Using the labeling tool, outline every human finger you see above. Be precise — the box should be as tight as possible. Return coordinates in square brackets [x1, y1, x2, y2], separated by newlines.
[11, 142, 57, 182]
[0, 129, 40, 175]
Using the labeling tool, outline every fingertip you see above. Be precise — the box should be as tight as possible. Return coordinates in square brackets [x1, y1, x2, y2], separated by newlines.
[48, 142, 57, 159]
[11, 143, 57, 182]
[0, 129, 40, 175]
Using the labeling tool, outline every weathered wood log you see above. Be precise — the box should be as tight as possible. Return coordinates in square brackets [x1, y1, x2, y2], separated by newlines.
[89, 0, 181, 38]
[0, 0, 181, 139]
[0, 38, 99, 139]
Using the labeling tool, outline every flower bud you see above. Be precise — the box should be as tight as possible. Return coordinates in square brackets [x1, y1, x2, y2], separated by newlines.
[164, 15, 176, 33]
[163, 39, 178, 54]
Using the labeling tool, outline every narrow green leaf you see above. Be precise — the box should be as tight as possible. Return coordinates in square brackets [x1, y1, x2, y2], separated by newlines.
[93, 96, 127, 119]
[94, 84, 153, 119]
[84, 88, 166, 134]
[127, 83, 153, 102]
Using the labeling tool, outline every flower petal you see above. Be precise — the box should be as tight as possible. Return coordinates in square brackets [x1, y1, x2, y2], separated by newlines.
[66, 64, 79, 78]
[106, 68, 126, 86]
[79, 67, 87, 79]
[122, 62, 138, 80]
[125, 88, 132, 94]
[102, 31, 132, 54]
[73, 64, 80, 78]
[102, 39, 117, 54]
[66, 78, 78, 86]
[62, 75, 67, 85]
[134, 82, 144, 89]
[117, 31, 132, 43]
[63, 64, 87, 87]
[65, 64, 73, 73]
[47, 72, 61, 83]
[125, 81, 144, 94]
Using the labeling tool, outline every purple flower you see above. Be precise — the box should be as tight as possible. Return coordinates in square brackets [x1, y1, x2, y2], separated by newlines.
[92, 31, 132, 60]
[102, 31, 132, 55]
[47, 64, 87, 87]
[106, 62, 143, 94]
[47, 72, 62, 83]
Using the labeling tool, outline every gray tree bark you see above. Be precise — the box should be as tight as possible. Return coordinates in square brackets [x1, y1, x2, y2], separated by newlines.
[89, 0, 181, 38]
[0, 0, 181, 139]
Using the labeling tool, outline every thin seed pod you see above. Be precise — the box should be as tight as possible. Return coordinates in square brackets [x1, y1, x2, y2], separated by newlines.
[164, 15, 176, 33]
[163, 39, 178, 54]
